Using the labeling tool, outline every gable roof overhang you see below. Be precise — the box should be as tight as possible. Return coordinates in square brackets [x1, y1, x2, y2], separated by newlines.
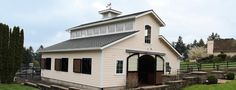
[67, 10, 165, 31]
[135, 10, 165, 27]
[159, 35, 182, 58]
[41, 47, 101, 53]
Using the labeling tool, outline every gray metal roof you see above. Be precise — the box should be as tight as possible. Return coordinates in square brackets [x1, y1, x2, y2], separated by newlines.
[41, 31, 138, 52]
[68, 10, 153, 31]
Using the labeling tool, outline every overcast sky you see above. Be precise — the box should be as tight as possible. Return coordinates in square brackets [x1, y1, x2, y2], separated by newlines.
[1, 0, 236, 50]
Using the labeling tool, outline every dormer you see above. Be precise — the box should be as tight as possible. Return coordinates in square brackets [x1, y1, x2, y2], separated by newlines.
[99, 8, 122, 19]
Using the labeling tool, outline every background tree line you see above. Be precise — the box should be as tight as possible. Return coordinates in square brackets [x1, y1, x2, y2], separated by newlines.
[23, 45, 44, 67]
[172, 32, 221, 61]
[0, 23, 24, 83]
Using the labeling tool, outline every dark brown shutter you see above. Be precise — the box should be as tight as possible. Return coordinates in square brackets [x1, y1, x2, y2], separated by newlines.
[41, 58, 45, 69]
[73, 59, 81, 73]
[55, 59, 61, 71]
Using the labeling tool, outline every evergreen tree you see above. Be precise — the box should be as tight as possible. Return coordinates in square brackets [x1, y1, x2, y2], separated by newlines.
[35, 45, 44, 61]
[29, 46, 35, 61]
[207, 32, 220, 41]
[198, 39, 205, 47]
[0, 23, 3, 81]
[23, 47, 33, 66]
[0, 23, 24, 83]
[0, 23, 10, 83]
[174, 36, 187, 59]
[192, 40, 198, 47]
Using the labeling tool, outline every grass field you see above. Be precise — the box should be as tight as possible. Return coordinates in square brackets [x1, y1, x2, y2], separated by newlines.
[183, 79, 236, 90]
[0, 84, 38, 90]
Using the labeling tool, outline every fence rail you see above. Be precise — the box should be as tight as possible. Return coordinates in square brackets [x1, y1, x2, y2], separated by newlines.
[180, 61, 236, 72]
[15, 66, 41, 81]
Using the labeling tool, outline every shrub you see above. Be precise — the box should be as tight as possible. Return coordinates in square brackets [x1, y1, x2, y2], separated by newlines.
[197, 55, 214, 63]
[217, 52, 227, 60]
[212, 56, 221, 63]
[230, 55, 236, 62]
[32, 60, 40, 67]
[226, 72, 235, 80]
[207, 76, 218, 84]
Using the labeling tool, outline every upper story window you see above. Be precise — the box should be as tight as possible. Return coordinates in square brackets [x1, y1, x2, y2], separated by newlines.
[100, 26, 107, 34]
[108, 24, 116, 33]
[94, 28, 100, 35]
[76, 31, 81, 37]
[71, 21, 134, 39]
[71, 32, 76, 39]
[87, 29, 94, 36]
[125, 22, 133, 31]
[145, 25, 151, 43]
[116, 23, 124, 32]
[81, 30, 87, 37]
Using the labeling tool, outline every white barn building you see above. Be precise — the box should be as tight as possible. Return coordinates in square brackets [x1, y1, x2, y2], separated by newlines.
[40, 8, 181, 90]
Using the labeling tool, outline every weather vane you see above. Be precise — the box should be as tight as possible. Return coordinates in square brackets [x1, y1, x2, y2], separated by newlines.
[106, 2, 112, 9]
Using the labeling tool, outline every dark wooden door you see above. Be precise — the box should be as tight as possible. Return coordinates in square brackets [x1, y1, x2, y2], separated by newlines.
[156, 71, 164, 84]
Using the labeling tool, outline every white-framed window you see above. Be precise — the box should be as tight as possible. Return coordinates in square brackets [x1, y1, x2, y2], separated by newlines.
[116, 23, 124, 32]
[81, 30, 87, 37]
[94, 27, 100, 35]
[108, 24, 116, 33]
[116, 60, 123, 74]
[71, 32, 76, 38]
[145, 25, 151, 43]
[76, 31, 81, 37]
[125, 22, 133, 31]
[87, 29, 94, 36]
[100, 26, 107, 34]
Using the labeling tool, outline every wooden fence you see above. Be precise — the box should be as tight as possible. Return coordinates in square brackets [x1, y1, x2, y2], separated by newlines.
[180, 61, 236, 72]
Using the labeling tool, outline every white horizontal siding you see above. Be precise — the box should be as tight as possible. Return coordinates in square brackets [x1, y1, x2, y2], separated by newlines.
[41, 51, 102, 87]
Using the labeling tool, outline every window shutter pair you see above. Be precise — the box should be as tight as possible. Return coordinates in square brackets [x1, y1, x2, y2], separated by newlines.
[73, 58, 92, 74]
[55, 59, 61, 71]
[73, 59, 81, 73]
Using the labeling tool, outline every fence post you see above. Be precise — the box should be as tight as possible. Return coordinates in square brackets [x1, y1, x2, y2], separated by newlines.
[213, 63, 215, 70]
[200, 63, 202, 71]
[227, 61, 229, 69]
[187, 64, 189, 72]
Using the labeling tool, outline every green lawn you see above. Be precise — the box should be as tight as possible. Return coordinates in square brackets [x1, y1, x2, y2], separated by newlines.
[0, 84, 38, 90]
[183, 79, 236, 90]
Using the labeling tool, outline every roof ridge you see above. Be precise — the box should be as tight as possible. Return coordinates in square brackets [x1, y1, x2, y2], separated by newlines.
[68, 9, 153, 30]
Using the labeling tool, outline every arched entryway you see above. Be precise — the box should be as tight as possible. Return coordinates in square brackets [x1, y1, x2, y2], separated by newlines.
[138, 55, 156, 85]
[126, 49, 165, 88]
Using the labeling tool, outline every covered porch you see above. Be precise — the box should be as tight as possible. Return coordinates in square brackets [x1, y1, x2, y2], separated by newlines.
[126, 49, 166, 88]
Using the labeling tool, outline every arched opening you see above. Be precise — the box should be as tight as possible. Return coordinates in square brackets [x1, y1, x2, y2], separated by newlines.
[138, 55, 156, 85]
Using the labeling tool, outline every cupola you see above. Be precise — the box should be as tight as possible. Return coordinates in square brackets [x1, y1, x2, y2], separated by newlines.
[98, 3, 122, 19]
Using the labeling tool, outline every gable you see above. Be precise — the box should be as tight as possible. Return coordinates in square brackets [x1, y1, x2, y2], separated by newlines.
[135, 10, 165, 27]
[159, 35, 181, 57]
